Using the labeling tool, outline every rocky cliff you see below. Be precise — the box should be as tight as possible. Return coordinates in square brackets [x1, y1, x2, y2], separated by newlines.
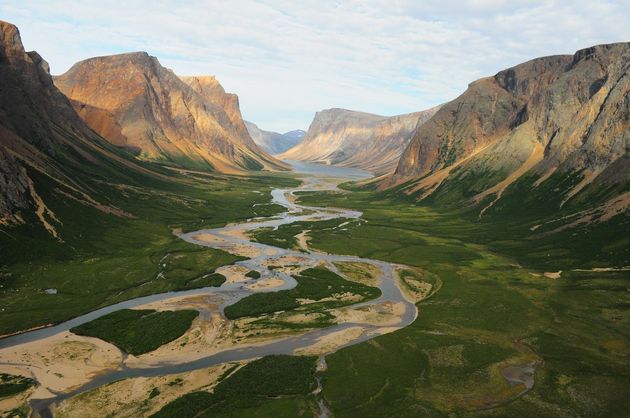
[387, 42, 630, 221]
[245, 121, 305, 154]
[278, 107, 438, 174]
[55, 55, 287, 173]
[0, 21, 158, 235]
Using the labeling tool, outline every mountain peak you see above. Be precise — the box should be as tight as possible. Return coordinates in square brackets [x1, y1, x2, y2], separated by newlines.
[283, 129, 306, 139]
[63, 51, 161, 74]
[55, 53, 287, 173]
[0, 20, 27, 67]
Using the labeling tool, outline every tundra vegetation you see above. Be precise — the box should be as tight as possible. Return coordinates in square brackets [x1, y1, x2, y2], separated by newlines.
[70, 309, 199, 355]
[0, 173, 298, 336]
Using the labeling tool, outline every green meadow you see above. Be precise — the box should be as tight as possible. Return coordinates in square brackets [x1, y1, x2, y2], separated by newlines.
[0, 172, 298, 336]
[151, 355, 318, 418]
[294, 186, 630, 417]
[224, 267, 381, 319]
[70, 309, 199, 355]
[1, 167, 628, 417]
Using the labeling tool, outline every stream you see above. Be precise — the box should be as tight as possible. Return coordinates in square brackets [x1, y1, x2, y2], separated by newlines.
[0, 161, 418, 417]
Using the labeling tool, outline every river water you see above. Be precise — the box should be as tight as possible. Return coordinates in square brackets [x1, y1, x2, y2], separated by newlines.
[1, 161, 418, 416]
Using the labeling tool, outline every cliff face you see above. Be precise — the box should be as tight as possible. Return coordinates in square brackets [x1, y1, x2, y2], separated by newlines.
[388, 43, 630, 218]
[180, 76, 256, 149]
[278, 107, 439, 174]
[55, 55, 287, 173]
[0, 21, 158, 234]
[245, 121, 305, 154]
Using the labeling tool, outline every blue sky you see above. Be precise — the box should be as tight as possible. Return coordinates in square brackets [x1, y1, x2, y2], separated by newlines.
[2, 0, 629, 132]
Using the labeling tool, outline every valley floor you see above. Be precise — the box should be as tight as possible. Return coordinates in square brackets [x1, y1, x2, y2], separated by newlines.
[0, 166, 629, 418]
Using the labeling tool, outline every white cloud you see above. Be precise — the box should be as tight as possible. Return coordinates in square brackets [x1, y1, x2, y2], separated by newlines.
[1, 0, 628, 132]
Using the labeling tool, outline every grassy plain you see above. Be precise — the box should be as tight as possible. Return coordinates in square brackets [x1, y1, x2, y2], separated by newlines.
[251, 218, 354, 250]
[224, 267, 381, 320]
[292, 187, 630, 417]
[151, 355, 318, 417]
[0, 172, 298, 336]
[70, 309, 199, 355]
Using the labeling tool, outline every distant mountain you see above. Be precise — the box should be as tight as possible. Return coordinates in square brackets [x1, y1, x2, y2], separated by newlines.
[0, 20, 160, 236]
[278, 107, 439, 174]
[384, 42, 630, 223]
[54, 54, 287, 173]
[283, 129, 306, 140]
[245, 122, 306, 154]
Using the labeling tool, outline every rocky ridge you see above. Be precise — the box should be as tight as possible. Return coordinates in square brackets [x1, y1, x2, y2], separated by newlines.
[386, 43, 630, 220]
[55, 55, 286, 173]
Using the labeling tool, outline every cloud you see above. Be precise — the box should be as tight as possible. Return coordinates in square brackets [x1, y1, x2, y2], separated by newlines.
[1, 0, 628, 132]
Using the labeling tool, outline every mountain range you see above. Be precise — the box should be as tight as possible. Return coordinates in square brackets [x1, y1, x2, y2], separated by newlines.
[1, 17, 628, 239]
[0, 20, 288, 237]
[278, 107, 439, 173]
[381, 42, 629, 225]
[245, 121, 305, 154]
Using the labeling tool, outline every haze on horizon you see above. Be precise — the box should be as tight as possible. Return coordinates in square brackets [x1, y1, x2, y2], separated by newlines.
[1, 0, 629, 133]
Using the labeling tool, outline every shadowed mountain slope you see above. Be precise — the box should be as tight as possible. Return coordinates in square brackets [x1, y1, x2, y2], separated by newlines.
[0, 20, 167, 237]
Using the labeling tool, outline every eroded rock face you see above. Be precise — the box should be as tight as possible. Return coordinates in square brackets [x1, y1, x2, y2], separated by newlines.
[0, 20, 93, 225]
[0, 147, 29, 224]
[278, 107, 439, 174]
[55, 55, 286, 173]
[389, 42, 630, 215]
[180, 76, 254, 148]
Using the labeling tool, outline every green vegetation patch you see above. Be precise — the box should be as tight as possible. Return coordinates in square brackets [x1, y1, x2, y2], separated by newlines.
[0, 373, 35, 398]
[245, 270, 261, 279]
[70, 309, 199, 355]
[151, 355, 318, 418]
[252, 218, 355, 250]
[223, 267, 381, 319]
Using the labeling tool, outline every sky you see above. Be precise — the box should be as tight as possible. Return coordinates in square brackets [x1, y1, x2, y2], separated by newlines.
[1, 1, 629, 132]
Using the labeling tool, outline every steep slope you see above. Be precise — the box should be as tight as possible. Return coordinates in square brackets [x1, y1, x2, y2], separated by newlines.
[278, 107, 438, 174]
[179, 76, 257, 149]
[0, 20, 160, 236]
[244, 121, 305, 154]
[386, 42, 630, 223]
[55, 56, 286, 173]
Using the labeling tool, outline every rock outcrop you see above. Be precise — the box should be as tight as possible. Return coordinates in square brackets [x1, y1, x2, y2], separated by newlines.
[245, 121, 305, 154]
[387, 42, 630, 219]
[55, 55, 287, 173]
[278, 108, 439, 174]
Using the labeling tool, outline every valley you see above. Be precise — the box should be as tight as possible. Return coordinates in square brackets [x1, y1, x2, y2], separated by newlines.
[2, 161, 627, 417]
[1, 163, 422, 417]
[0, 13, 628, 418]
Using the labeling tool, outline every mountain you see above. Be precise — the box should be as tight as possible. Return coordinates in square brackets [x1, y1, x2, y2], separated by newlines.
[0, 20, 161, 236]
[245, 121, 305, 154]
[54, 55, 287, 173]
[283, 129, 307, 140]
[278, 107, 439, 174]
[385, 42, 630, 223]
